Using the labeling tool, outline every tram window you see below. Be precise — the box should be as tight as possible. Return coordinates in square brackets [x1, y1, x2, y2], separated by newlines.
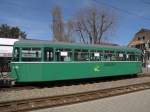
[44, 48, 53, 61]
[127, 52, 135, 61]
[129, 54, 135, 61]
[138, 54, 142, 61]
[116, 51, 126, 61]
[55, 49, 72, 62]
[74, 49, 89, 61]
[135, 55, 138, 61]
[135, 54, 140, 61]
[126, 54, 133, 61]
[90, 50, 101, 61]
[108, 52, 116, 61]
[103, 50, 115, 61]
[103, 54, 111, 61]
[21, 48, 41, 61]
[13, 47, 20, 61]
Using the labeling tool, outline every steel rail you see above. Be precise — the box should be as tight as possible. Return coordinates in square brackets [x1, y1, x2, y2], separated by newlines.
[0, 82, 150, 112]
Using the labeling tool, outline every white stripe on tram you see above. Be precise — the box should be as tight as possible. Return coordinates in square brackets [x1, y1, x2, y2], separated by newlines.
[11, 61, 141, 64]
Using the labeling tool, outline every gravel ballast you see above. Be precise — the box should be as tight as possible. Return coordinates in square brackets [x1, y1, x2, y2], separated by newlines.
[1, 77, 150, 103]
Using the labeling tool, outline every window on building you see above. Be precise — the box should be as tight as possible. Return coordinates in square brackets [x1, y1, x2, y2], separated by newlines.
[148, 43, 150, 48]
[138, 37, 140, 40]
[138, 36, 145, 41]
[142, 36, 145, 40]
[135, 45, 140, 49]
[147, 53, 150, 61]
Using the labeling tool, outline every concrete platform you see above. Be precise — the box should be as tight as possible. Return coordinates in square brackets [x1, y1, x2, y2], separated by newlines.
[32, 89, 150, 112]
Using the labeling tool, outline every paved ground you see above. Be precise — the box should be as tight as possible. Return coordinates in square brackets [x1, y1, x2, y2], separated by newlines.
[32, 89, 150, 112]
[142, 67, 150, 73]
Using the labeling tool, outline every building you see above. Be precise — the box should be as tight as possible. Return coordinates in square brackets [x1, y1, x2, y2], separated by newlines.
[0, 38, 19, 57]
[128, 28, 150, 67]
[0, 38, 19, 72]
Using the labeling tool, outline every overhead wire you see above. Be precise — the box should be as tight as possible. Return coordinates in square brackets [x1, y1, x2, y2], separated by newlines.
[93, 0, 150, 21]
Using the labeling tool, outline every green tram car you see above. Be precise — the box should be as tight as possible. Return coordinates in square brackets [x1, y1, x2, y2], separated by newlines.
[10, 40, 142, 83]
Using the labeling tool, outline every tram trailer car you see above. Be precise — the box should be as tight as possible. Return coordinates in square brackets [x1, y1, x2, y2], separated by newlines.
[9, 40, 142, 84]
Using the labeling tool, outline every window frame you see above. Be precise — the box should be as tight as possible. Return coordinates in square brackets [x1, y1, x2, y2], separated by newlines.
[55, 48, 73, 62]
[21, 47, 42, 62]
[12, 47, 20, 62]
[44, 47, 54, 62]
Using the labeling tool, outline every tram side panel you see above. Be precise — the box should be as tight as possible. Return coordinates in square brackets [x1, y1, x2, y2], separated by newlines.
[10, 61, 142, 83]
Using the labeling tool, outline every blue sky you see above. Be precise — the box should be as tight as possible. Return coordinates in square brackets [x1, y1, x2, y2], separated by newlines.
[0, 0, 150, 45]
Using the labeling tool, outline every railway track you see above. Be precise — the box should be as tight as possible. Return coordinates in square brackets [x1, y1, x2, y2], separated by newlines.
[0, 82, 150, 112]
[0, 73, 149, 92]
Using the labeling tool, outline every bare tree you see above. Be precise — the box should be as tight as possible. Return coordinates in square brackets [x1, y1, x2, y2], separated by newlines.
[64, 20, 75, 43]
[74, 7, 116, 44]
[51, 6, 64, 42]
[51, 6, 75, 43]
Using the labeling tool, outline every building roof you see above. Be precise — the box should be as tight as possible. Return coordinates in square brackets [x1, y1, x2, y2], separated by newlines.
[128, 28, 150, 46]
[136, 28, 150, 34]
[0, 38, 19, 57]
[0, 38, 19, 46]
[129, 40, 145, 46]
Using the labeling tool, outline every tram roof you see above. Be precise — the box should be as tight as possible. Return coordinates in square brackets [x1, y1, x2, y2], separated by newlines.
[14, 40, 141, 53]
